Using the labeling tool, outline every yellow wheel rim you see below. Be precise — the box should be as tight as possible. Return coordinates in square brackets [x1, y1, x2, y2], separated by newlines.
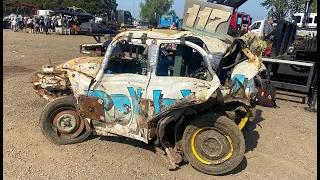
[238, 112, 252, 130]
[191, 127, 234, 165]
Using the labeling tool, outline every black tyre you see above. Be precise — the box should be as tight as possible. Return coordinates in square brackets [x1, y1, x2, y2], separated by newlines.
[39, 96, 92, 145]
[182, 113, 245, 175]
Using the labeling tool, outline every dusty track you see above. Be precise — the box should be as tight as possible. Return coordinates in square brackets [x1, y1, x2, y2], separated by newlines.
[3, 30, 317, 180]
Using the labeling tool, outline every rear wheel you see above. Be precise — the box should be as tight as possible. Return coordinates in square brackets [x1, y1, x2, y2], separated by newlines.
[182, 113, 245, 175]
[39, 96, 92, 145]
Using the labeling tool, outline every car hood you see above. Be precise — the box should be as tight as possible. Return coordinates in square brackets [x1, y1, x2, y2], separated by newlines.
[55, 56, 104, 78]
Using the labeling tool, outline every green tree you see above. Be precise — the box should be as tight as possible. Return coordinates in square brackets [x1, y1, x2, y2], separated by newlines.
[309, 0, 317, 13]
[260, 0, 291, 20]
[139, 0, 174, 22]
[261, 0, 317, 20]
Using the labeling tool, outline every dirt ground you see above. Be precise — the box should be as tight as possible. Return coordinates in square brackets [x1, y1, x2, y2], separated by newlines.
[3, 30, 317, 180]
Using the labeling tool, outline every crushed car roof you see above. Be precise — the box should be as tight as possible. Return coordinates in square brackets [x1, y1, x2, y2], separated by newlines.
[112, 30, 234, 54]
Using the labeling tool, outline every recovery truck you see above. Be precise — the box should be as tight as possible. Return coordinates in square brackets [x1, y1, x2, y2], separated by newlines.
[262, 0, 317, 112]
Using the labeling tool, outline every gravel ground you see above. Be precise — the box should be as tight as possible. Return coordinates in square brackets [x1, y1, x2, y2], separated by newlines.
[3, 30, 317, 180]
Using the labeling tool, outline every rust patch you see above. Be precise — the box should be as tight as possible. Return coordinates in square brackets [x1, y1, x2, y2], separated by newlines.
[137, 99, 152, 129]
[77, 95, 105, 121]
[52, 110, 85, 139]
[31, 71, 68, 90]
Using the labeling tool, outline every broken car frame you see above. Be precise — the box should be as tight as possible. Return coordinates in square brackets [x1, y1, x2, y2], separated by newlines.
[31, 1, 266, 175]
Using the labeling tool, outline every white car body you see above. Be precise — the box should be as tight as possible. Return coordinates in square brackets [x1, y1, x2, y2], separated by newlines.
[248, 20, 273, 38]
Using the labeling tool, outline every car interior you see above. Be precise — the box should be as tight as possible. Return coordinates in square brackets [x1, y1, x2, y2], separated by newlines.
[156, 43, 211, 81]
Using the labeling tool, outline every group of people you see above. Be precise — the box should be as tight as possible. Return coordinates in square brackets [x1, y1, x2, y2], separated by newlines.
[9, 14, 76, 35]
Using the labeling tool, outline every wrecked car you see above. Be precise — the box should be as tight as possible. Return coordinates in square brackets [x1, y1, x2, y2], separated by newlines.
[31, 28, 265, 175]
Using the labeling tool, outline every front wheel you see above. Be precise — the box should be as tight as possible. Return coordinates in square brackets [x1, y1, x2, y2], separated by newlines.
[182, 114, 245, 175]
[39, 96, 92, 145]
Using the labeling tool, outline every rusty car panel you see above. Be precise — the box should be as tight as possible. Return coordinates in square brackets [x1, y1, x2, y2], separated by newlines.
[77, 95, 105, 121]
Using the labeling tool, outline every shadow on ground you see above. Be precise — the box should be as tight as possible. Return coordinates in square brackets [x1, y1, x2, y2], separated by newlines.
[86, 134, 156, 153]
[85, 109, 265, 175]
[243, 109, 264, 153]
[225, 109, 264, 175]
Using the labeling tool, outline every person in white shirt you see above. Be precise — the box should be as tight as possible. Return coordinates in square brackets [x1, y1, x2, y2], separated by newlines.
[11, 18, 17, 31]
[10, 15, 15, 30]
[27, 17, 34, 33]
[57, 16, 62, 27]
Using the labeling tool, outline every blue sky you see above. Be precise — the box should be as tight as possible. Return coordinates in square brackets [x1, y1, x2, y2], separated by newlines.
[117, 0, 268, 22]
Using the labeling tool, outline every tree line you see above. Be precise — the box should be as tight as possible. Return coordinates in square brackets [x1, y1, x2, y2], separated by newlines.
[260, 0, 317, 20]
[3, 0, 118, 16]
[3, 0, 317, 23]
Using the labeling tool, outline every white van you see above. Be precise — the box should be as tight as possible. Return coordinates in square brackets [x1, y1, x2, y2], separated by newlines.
[37, 10, 54, 17]
[294, 13, 317, 28]
[248, 20, 273, 38]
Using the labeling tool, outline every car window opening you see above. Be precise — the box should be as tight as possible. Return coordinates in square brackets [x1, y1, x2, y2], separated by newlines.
[156, 43, 210, 81]
[105, 41, 148, 76]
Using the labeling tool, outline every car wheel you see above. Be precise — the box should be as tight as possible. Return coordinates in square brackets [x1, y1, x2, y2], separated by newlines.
[182, 113, 245, 175]
[39, 96, 92, 145]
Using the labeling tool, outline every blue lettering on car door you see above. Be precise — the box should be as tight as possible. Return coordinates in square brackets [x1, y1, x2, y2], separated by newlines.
[85, 88, 191, 123]
[153, 89, 192, 114]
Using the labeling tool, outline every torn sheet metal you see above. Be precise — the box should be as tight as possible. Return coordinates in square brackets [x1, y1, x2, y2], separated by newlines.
[56, 56, 104, 78]
[111, 30, 231, 54]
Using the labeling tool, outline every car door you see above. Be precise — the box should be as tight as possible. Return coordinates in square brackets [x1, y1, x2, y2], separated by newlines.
[146, 41, 220, 115]
[87, 46, 151, 143]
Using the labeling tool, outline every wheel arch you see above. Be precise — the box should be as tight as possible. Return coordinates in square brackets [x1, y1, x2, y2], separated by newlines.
[155, 100, 253, 149]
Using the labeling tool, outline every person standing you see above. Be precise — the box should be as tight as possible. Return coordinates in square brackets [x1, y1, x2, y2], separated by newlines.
[263, 19, 274, 39]
[33, 16, 37, 33]
[27, 17, 34, 33]
[35, 17, 40, 33]
[10, 15, 15, 30]
[57, 16, 62, 27]
[23, 17, 28, 32]
[39, 16, 45, 33]
[237, 16, 242, 30]
[15, 16, 20, 31]
[44, 16, 49, 34]
[47, 16, 53, 35]
[11, 18, 17, 32]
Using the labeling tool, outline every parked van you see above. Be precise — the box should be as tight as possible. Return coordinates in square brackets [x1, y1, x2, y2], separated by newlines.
[294, 13, 317, 28]
[248, 20, 273, 38]
[37, 10, 54, 17]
